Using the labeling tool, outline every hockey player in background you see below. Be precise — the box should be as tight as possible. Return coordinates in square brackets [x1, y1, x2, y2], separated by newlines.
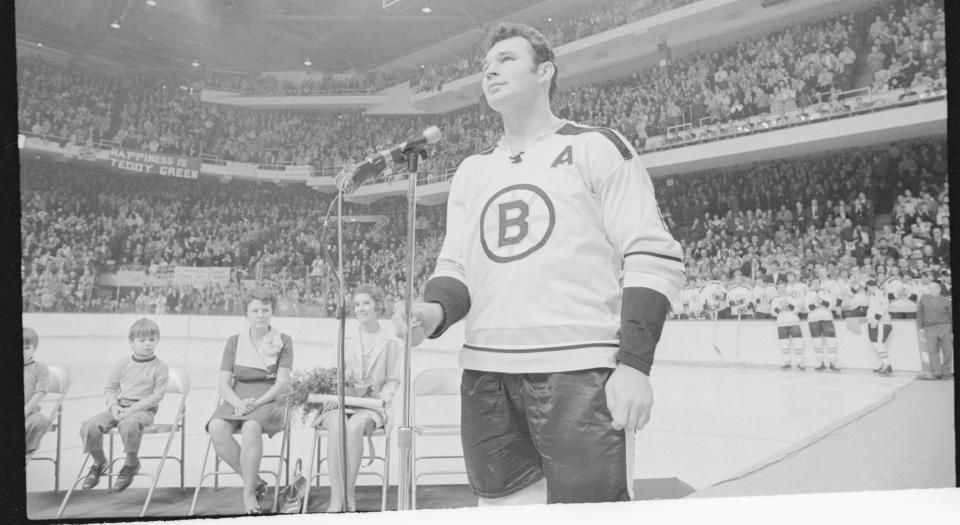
[397, 22, 685, 505]
[784, 271, 809, 320]
[772, 283, 805, 370]
[866, 279, 894, 375]
[805, 278, 841, 371]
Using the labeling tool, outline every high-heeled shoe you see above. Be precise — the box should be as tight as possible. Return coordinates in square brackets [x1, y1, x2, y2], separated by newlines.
[255, 477, 267, 503]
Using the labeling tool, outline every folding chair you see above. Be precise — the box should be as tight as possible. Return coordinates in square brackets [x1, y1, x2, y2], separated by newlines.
[411, 368, 464, 509]
[57, 366, 190, 518]
[27, 365, 72, 493]
[188, 392, 291, 516]
[302, 407, 393, 512]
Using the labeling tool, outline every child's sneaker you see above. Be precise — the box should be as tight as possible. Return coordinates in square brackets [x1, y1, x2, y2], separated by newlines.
[780, 363, 792, 370]
[829, 363, 841, 372]
[82, 463, 108, 490]
[814, 362, 827, 371]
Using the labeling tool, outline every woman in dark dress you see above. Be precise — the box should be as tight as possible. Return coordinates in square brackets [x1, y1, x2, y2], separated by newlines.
[206, 287, 293, 514]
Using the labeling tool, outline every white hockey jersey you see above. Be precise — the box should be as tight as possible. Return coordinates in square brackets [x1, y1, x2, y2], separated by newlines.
[726, 285, 753, 316]
[431, 120, 686, 373]
[772, 294, 801, 326]
[785, 281, 809, 313]
[805, 289, 836, 323]
[685, 286, 705, 318]
[866, 290, 892, 326]
[700, 281, 727, 313]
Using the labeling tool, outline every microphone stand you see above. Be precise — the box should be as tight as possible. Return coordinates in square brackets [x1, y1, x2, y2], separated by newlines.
[334, 185, 349, 511]
[397, 146, 428, 511]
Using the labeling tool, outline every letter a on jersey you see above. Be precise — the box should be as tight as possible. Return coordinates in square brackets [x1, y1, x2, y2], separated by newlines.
[480, 184, 556, 263]
[550, 145, 573, 167]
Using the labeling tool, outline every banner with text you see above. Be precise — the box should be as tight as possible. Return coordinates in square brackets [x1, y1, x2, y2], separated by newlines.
[173, 266, 232, 284]
[108, 148, 201, 179]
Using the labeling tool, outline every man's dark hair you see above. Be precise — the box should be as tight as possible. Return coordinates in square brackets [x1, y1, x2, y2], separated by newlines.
[484, 22, 558, 102]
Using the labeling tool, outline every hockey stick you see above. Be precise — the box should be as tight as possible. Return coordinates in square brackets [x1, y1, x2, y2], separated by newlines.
[735, 312, 742, 360]
[713, 310, 721, 354]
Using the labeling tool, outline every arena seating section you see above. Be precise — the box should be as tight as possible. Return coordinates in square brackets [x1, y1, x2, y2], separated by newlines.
[18, 0, 947, 317]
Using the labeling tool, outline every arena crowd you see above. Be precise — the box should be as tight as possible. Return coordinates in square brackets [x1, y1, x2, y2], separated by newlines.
[17, 0, 947, 318]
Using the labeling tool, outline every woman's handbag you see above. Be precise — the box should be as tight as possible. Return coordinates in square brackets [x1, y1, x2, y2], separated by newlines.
[278, 459, 308, 513]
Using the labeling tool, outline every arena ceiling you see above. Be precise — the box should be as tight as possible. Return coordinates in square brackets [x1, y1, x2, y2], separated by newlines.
[14, 0, 546, 74]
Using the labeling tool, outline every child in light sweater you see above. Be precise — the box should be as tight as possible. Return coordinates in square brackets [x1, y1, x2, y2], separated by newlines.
[78, 318, 169, 492]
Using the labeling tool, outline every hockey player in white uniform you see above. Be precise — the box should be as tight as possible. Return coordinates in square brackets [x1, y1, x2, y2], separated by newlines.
[866, 279, 894, 375]
[398, 23, 685, 505]
[772, 284, 805, 370]
[726, 283, 753, 317]
[805, 278, 841, 371]
[700, 280, 727, 319]
[784, 272, 809, 319]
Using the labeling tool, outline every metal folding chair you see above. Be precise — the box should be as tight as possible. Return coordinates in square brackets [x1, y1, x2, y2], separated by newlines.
[58, 366, 190, 518]
[410, 368, 464, 509]
[188, 392, 291, 516]
[301, 407, 393, 512]
[27, 365, 72, 493]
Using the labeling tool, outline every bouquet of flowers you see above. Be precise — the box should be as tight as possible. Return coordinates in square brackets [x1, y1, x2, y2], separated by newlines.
[280, 366, 338, 423]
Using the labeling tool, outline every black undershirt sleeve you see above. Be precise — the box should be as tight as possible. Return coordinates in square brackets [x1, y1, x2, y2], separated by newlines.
[423, 276, 471, 338]
[617, 287, 671, 376]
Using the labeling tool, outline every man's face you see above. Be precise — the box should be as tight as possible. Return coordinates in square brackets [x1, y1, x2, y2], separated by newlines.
[482, 37, 547, 113]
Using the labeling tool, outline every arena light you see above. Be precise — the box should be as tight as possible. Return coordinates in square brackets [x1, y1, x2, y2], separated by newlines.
[304, 58, 312, 66]
[110, 20, 121, 29]
[146, 0, 157, 6]
[191, 59, 200, 67]
[37, 42, 42, 47]
[421, 5, 432, 13]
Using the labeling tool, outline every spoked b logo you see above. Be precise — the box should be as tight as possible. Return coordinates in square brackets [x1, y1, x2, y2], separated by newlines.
[480, 184, 555, 263]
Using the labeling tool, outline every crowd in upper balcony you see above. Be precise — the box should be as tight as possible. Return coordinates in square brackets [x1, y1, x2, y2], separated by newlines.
[18, 0, 945, 174]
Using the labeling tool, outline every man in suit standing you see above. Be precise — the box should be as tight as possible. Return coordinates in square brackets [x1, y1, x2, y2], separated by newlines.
[741, 256, 764, 281]
[805, 199, 823, 229]
[764, 261, 788, 285]
[931, 226, 950, 264]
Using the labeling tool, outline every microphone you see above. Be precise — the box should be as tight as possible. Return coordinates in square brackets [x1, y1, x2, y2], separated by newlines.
[336, 126, 442, 194]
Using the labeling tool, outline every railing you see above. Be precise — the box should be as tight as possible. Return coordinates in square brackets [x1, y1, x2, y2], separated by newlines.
[640, 85, 946, 153]
[21, 84, 945, 184]
[200, 153, 225, 166]
[17, 131, 121, 153]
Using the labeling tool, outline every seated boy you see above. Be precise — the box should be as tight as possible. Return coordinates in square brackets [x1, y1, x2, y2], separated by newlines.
[24, 327, 51, 461]
[79, 318, 169, 491]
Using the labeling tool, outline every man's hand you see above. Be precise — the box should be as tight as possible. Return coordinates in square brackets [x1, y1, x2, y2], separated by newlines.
[109, 403, 123, 420]
[393, 302, 444, 347]
[605, 364, 654, 432]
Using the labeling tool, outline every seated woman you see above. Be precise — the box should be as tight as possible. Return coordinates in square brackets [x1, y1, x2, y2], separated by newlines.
[316, 284, 402, 512]
[206, 287, 293, 515]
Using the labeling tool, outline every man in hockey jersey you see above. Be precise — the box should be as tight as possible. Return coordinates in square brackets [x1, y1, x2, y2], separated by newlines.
[866, 279, 894, 375]
[772, 283, 805, 370]
[397, 22, 685, 505]
[784, 271, 809, 320]
[805, 279, 841, 371]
